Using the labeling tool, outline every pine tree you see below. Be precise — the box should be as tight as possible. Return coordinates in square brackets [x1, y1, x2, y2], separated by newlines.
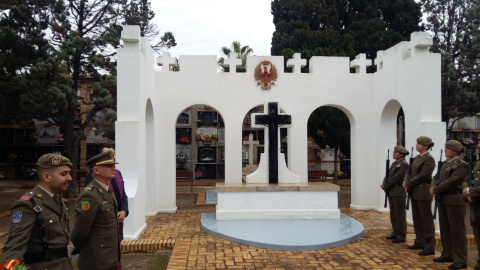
[421, 0, 480, 126]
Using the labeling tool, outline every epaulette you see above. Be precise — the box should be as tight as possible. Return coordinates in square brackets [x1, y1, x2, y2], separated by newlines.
[20, 191, 34, 201]
[83, 184, 94, 192]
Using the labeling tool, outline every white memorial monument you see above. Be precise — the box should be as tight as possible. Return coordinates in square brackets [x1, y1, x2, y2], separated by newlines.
[116, 26, 444, 239]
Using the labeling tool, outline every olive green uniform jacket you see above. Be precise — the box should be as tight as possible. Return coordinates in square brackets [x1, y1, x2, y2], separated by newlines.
[404, 152, 436, 251]
[72, 180, 119, 270]
[384, 158, 408, 239]
[384, 158, 408, 197]
[469, 159, 480, 270]
[1, 185, 73, 270]
[432, 157, 467, 265]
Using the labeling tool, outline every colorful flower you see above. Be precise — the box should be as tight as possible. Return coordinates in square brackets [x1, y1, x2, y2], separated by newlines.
[57, 133, 64, 142]
[179, 136, 189, 143]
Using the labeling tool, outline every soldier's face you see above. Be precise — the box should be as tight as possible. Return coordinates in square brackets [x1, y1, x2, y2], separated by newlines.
[393, 151, 402, 160]
[45, 165, 72, 194]
[444, 147, 457, 159]
[95, 164, 116, 180]
[416, 143, 427, 153]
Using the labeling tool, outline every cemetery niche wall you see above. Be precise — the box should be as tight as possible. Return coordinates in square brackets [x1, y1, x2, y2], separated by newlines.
[117, 26, 445, 239]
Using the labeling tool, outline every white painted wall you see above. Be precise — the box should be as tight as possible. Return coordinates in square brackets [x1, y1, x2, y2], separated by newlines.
[117, 26, 444, 239]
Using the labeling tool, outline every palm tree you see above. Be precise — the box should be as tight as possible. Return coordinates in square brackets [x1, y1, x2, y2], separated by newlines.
[218, 41, 253, 72]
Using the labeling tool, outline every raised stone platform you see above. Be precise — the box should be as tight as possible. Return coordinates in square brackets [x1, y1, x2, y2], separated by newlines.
[201, 212, 364, 251]
[216, 182, 340, 220]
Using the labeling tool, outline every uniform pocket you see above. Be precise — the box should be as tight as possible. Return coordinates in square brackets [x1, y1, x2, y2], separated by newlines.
[88, 236, 112, 248]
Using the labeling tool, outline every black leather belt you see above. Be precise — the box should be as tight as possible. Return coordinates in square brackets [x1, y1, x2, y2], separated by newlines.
[445, 189, 462, 195]
[24, 246, 68, 264]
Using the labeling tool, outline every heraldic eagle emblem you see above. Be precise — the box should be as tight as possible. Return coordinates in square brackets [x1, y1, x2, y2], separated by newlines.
[254, 60, 278, 90]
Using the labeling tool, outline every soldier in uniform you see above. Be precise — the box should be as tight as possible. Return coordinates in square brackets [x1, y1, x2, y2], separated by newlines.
[72, 150, 120, 270]
[1, 153, 73, 270]
[403, 136, 436, 256]
[381, 146, 409, 243]
[431, 140, 467, 269]
[463, 136, 480, 270]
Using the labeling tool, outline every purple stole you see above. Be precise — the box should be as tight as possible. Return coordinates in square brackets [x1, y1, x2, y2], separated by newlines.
[109, 170, 125, 270]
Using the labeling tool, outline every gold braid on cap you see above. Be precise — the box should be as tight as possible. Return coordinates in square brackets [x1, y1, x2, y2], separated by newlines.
[96, 160, 115, 165]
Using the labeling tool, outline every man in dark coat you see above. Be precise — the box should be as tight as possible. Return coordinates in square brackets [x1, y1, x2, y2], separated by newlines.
[403, 136, 436, 256]
[72, 151, 119, 270]
[1, 153, 73, 270]
[431, 140, 468, 269]
[382, 146, 409, 243]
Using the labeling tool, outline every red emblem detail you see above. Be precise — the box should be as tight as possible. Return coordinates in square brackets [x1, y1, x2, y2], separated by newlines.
[254, 61, 278, 90]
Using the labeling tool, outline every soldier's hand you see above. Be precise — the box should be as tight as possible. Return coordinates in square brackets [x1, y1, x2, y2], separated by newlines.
[429, 187, 435, 197]
[466, 195, 473, 203]
[118, 210, 127, 222]
[380, 184, 384, 190]
[462, 187, 469, 198]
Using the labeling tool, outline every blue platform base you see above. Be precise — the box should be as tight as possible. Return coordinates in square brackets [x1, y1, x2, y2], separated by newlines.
[201, 212, 364, 251]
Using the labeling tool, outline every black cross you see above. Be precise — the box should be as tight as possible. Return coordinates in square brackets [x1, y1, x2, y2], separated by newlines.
[255, 102, 291, 183]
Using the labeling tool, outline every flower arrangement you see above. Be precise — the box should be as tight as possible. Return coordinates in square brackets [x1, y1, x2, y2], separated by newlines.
[202, 135, 212, 142]
[27, 168, 36, 176]
[179, 136, 189, 144]
[176, 152, 188, 162]
[195, 170, 203, 178]
[462, 137, 475, 145]
[1, 261, 29, 270]
[243, 118, 251, 126]
[57, 133, 64, 142]
[337, 169, 344, 177]
[211, 133, 218, 140]
[29, 132, 38, 140]
[195, 132, 202, 141]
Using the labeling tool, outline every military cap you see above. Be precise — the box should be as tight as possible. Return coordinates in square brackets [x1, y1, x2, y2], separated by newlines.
[86, 150, 118, 166]
[445, 140, 464, 153]
[394, 146, 409, 155]
[36, 153, 72, 168]
[417, 136, 434, 147]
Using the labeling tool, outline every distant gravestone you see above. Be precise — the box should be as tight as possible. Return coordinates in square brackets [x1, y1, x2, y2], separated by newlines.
[242, 133, 259, 181]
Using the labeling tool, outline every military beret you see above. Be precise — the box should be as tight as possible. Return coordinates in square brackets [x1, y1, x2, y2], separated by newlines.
[36, 153, 72, 169]
[445, 140, 464, 153]
[86, 150, 118, 166]
[417, 136, 434, 147]
[394, 146, 409, 155]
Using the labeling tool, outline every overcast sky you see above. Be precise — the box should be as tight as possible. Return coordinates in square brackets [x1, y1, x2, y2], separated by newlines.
[150, 1, 275, 58]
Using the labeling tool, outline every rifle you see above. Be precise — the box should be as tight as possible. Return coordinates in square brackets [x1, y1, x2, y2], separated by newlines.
[432, 149, 443, 219]
[406, 147, 414, 210]
[383, 149, 390, 208]
[468, 151, 476, 224]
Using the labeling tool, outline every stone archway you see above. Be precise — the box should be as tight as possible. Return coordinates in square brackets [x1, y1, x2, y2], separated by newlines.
[117, 26, 444, 239]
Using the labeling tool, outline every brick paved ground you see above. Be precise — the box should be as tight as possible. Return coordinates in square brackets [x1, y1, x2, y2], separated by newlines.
[139, 206, 474, 270]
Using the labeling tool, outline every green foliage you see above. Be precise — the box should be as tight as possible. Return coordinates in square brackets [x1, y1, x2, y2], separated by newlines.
[218, 41, 253, 72]
[271, 0, 422, 71]
[420, 0, 480, 126]
[0, 0, 163, 196]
